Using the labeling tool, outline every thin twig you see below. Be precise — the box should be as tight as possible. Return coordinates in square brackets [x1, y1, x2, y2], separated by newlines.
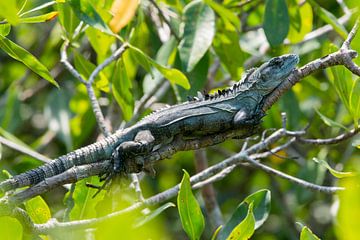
[244, 156, 344, 193]
[296, 128, 360, 145]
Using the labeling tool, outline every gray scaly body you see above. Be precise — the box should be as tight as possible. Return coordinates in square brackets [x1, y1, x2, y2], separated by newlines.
[0, 54, 299, 192]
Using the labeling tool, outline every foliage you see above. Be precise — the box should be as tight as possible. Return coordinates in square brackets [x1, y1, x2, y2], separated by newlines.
[0, 0, 359, 239]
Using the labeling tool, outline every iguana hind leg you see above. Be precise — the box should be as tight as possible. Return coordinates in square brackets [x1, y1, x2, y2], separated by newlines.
[112, 130, 155, 174]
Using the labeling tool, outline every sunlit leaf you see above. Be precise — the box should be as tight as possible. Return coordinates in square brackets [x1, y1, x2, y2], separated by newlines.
[73, 51, 109, 91]
[226, 202, 255, 240]
[337, 173, 360, 240]
[313, 158, 356, 179]
[218, 189, 271, 240]
[263, 0, 290, 46]
[112, 58, 134, 121]
[315, 109, 348, 131]
[68, 178, 105, 220]
[179, 0, 215, 72]
[300, 226, 321, 240]
[85, 27, 115, 62]
[134, 202, 176, 228]
[0, 24, 11, 37]
[19, 11, 58, 23]
[24, 196, 51, 224]
[129, 45, 190, 89]
[57, 1, 81, 38]
[288, 2, 313, 43]
[0, 217, 22, 240]
[307, 0, 348, 39]
[349, 78, 360, 128]
[177, 170, 205, 240]
[213, 19, 246, 79]
[204, 0, 240, 29]
[0, 36, 58, 87]
[109, 0, 139, 33]
[0, 1, 19, 25]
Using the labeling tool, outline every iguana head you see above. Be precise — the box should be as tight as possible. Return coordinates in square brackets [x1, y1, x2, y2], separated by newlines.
[250, 54, 299, 94]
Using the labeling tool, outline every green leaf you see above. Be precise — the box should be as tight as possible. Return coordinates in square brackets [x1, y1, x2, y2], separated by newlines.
[0, 24, 11, 37]
[329, 65, 352, 111]
[129, 46, 153, 75]
[313, 158, 356, 179]
[0, 1, 19, 25]
[226, 202, 255, 240]
[0, 217, 23, 240]
[213, 19, 246, 79]
[57, 1, 81, 38]
[153, 62, 190, 90]
[179, 0, 215, 72]
[204, 0, 240, 29]
[45, 90, 73, 152]
[68, 178, 105, 220]
[314, 109, 348, 130]
[263, 0, 290, 47]
[130, 45, 190, 89]
[73, 51, 109, 91]
[69, 0, 112, 34]
[0, 36, 58, 87]
[85, 27, 115, 62]
[349, 78, 360, 128]
[300, 226, 321, 240]
[24, 196, 51, 224]
[177, 170, 205, 240]
[218, 189, 271, 240]
[19, 11, 58, 23]
[211, 225, 223, 240]
[112, 59, 134, 121]
[134, 202, 176, 228]
[307, 0, 348, 39]
[288, 2, 313, 43]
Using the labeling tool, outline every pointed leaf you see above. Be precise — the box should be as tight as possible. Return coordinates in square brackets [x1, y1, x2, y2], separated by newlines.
[300, 226, 321, 240]
[263, 0, 290, 46]
[0, 36, 58, 87]
[179, 0, 215, 72]
[130, 45, 190, 89]
[313, 158, 356, 179]
[109, 0, 139, 33]
[57, 1, 81, 38]
[204, 0, 240, 29]
[315, 109, 348, 130]
[226, 202, 255, 240]
[218, 189, 271, 240]
[288, 2, 313, 43]
[134, 202, 176, 228]
[153, 62, 191, 89]
[177, 170, 205, 240]
[112, 59, 134, 121]
[24, 196, 51, 224]
[19, 11, 58, 23]
[70, 0, 112, 34]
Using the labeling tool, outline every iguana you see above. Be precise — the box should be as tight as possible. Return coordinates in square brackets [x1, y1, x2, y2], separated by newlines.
[0, 54, 299, 193]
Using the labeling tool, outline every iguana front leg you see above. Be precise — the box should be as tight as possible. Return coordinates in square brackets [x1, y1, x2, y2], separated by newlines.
[112, 130, 155, 174]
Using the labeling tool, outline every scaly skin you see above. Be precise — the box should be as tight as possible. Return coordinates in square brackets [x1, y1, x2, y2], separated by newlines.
[0, 54, 299, 192]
